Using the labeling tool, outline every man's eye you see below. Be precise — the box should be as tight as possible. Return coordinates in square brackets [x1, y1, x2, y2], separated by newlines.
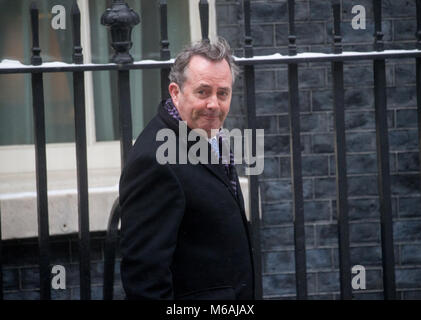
[218, 91, 228, 97]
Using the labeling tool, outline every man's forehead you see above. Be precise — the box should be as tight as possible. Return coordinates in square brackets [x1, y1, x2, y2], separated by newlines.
[186, 56, 231, 74]
[184, 56, 232, 85]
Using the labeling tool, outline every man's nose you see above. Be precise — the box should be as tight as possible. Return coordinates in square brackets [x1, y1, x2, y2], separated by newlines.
[206, 94, 219, 109]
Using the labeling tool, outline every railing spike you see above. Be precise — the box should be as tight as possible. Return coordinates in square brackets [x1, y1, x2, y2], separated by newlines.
[416, 0, 421, 49]
[332, 0, 342, 54]
[30, 1, 42, 65]
[72, 0, 83, 64]
[288, 0, 297, 56]
[160, 0, 170, 60]
[243, 0, 253, 58]
[373, 0, 384, 51]
[199, 0, 209, 40]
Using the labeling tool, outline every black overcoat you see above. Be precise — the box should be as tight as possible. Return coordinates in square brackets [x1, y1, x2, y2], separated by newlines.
[119, 100, 255, 300]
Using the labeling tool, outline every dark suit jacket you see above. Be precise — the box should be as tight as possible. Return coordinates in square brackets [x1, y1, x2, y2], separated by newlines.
[119, 100, 255, 300]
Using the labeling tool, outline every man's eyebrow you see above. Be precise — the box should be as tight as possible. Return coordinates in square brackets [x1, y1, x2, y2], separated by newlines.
[195, 83, 231, 92]
[196, 84, 212, 89]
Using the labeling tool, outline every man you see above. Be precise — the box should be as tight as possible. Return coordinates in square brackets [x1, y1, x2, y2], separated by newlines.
[119, 38, 254, 300]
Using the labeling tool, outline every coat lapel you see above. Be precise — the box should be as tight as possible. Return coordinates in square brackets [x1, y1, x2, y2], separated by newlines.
[158, 100, 243, 208]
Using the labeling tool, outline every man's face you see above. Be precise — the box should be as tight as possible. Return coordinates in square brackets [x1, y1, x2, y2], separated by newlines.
[169, 55, 233, 138]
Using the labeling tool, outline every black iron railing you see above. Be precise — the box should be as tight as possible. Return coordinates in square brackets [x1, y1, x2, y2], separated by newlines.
[1, 0, 421, 300]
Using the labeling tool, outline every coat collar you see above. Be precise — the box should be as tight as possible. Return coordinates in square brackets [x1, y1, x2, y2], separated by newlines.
[157, 100, 244, 209]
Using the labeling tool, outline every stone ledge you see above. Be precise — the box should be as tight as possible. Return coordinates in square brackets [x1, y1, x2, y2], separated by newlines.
[0, 170, 251, 240]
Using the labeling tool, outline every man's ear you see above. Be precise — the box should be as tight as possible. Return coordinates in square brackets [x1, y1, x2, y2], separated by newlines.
[168, 82, 180, 106]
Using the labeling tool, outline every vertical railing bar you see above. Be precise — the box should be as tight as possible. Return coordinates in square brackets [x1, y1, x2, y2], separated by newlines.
[103, 199, 121, 300]
[118, 70, 133, 167]
[243, 0, 263, 300]
[244, 0, 252, 58]
[71, 0, 91, 300]
[160, 0, 171, 100]
[199, 0, 209, 40]
[30, 1, 51, 300]
[287, 0, 307, 300]
[372, 0, 396, 300]
[331, 0, 352, 300]
[101, 1, 139, 299]
[101, 0, 139, 167]
[0, 205, 3, 300]
[416, 0, 421, 202]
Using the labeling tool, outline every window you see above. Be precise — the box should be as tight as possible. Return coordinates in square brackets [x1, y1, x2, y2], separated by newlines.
[0, 0, 216, 174]
[0, 0, 219, 239]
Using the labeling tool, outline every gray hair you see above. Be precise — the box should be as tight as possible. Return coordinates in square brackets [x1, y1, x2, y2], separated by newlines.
[169, 37, 239, 89]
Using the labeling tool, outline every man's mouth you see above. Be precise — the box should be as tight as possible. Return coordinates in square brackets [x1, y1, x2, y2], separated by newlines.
[203, 115, 219, 119]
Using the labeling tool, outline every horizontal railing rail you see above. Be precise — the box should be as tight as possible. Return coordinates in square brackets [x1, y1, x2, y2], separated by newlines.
[1, 50, 421, 75]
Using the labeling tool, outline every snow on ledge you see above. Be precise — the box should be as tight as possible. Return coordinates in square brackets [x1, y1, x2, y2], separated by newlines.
[234, 49, 421, 61]
[1, 49, 420, 70]
[0, 58, 174, 69]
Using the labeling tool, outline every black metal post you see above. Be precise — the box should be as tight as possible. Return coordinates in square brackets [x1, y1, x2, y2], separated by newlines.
[416, 1, 421, 203]
[287, 0, 307, 300]
[103, 199, 121, 300]
[117, 70, 133, 167]
[331, 0, 352, 300]
[160, 0, 171, 100]
[199, 0, 209, 40]
[30, 2, 51, 300]
[101, 0, 139, 167]
[243, 0, 263, 300]
[372, 0, 396, 300]
[72, 1, 91, 300]
[0, 205, 3, 300]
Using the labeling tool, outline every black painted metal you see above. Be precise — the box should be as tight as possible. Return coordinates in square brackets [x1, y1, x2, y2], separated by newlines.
[417, 1, 421, 206]
[71, 1, 91, 300]
[199, 0, 209, 40]
[288, 0, 297, 56]
[101, 0, 140, 64]
[331, 0, 352, 300]
[100, 0, 135, 168]
[30, 2, 51, 300]
[30, 2, 41, 66]
[103, 198, 121, 300]
[160, 0, 170, 100]
[373, 0, 384, 52]
[332, 0, 342, 55]
[243, 0, 252, 58]
[2, 51, 421, 75]
[243, 0, 263, 300]
[287, 0, 307, 300]
[118, 70, 133, 167]
[0, 206, 2, 300]
[372, 0, 396, 300]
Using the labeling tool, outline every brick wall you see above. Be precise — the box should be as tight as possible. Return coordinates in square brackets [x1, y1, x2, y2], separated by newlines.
[1, 232, 124, 300]
[217, 0, 421, 299]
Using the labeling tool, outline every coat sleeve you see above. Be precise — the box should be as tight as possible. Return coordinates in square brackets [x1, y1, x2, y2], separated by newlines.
[119, 155, 185, 299]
